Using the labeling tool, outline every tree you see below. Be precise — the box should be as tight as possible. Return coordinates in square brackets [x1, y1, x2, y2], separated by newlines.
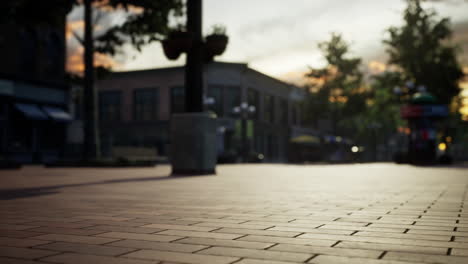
[80, 0, 184, 160]
[384, 0, 464, 105]
[304, 33, 367, 136]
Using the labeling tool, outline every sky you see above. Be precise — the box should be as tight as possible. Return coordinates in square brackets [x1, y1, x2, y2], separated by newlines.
[111, 0, 468, 83]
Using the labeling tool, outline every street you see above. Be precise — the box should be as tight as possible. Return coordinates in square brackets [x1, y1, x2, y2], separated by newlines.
[0, 163, 468, 263]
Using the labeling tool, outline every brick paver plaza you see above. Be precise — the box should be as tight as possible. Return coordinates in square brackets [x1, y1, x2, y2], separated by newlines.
[1, 164, 468, 264]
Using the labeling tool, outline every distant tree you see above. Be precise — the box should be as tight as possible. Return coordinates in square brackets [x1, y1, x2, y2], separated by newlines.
[384, 0, 464, 105]
[305, 33, 367, 136]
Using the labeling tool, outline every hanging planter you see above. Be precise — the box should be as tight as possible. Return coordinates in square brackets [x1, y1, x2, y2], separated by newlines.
[162, 30, 193, 60]
[205, 25, 228, 61]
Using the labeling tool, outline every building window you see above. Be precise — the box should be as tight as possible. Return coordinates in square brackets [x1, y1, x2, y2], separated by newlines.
[280, 99, 288, 124]
[134, 88, 158, 121]
[247, 88, 260, 120]
[99, 91, 121, 121]
[264, 94, 275, 123]
[207, 85, 224, 117]
[171, 86, 185, 114]
[225, 86, 240, 118]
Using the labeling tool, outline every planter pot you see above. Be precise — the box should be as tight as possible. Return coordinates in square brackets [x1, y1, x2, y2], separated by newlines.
[205, 34, 228, 56]
[162, 31, 193, 60]
[162, 40, 181, 60]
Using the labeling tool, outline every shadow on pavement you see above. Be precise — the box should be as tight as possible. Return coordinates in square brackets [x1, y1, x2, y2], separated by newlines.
[0, 174, 201, 200]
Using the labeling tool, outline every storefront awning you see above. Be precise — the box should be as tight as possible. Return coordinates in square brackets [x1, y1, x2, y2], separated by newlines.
[42, 106, 72, 122]
[14, 103, 49, 120]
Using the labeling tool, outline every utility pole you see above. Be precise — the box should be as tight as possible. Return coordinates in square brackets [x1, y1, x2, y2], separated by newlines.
[83, 0, 100, 160]
[185, 0, 204, 112]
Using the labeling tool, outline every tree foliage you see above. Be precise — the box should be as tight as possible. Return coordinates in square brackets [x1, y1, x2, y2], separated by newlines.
[1, 0, 184, 56]
[304, 33, 367, 135]
[384, 0, 464, 104]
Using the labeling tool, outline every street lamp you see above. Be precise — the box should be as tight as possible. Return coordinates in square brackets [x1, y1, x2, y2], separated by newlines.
[232, 102, 256, 162]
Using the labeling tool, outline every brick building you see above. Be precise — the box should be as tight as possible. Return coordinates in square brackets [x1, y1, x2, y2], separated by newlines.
[0, 14, 71, 163]
[97, 62, 308, 162]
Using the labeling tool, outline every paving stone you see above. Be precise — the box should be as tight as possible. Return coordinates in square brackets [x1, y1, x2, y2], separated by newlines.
[234, 258, 300, 264]
[214, 227, 301, 237]
[336, 241, 447, 254]
[23, 221, 94, 229]
[31, 234, 118, 245]
[0, 230, 44, 238]
[199, 246, 312, 262]
[123, 249, 240, 264]
[354, 231, 451, 241]
[74, 219, 151, 227]
[0, 257, 45, 264]
[0, 224, 40, 231]
[0, 237, 51, 248]
[96, 232, 182, 242]
[309, 254, 424, 264]
[269, 243, 383, 258]
[384, 251, 468, 264]
[268, 226, 354, 235]
[238, 235, 337, 247]
[141, 223, 218, 232]
[85, 225, 163, 234]
[34, 241, 135, 256]
[27, 226, 105, 236]
[42, 252, 158, 264]
[177, 237, 274, 249]
[298, 232, 468, 249]
[108, 239, 208, 253]
[2, 164, 468, 264]
[156, 230, 243, 239]
[193, 222, 274, 230]
[0, 246, 57, 260]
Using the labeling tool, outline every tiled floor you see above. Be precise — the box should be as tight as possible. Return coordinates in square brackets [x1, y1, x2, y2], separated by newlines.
[0, 163, 467, 263]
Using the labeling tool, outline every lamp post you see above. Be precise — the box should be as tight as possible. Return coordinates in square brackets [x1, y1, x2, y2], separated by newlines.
[233, 102, 256, 162]
[169, 0, 219, 175]
[185, 0, 204, 112]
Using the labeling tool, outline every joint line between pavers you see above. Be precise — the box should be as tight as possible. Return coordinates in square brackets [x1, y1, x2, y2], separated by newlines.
[378, 251, 387, 259]
[264, 243, 278, 250]
[35, 251, 65, 261]
[447, 248, 453, 256]
[101, 238, 124, 245]
[170, 236, 189, 243]
[294, 232, 305, 238]
[115, 248, 141, 257]
[305, 254, 318, 262]
[229, 257, 244, 264]
[192, 245, 213, 254]
[330, 241, 341, 247]
[209, 227, 223, 232]
[233, 234, 248, 240]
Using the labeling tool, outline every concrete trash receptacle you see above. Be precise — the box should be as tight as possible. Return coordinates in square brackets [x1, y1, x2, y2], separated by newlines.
[170, 112, 217, 175]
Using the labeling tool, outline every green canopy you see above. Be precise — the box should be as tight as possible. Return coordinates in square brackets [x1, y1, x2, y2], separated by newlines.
[411, 92, 437, 104]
